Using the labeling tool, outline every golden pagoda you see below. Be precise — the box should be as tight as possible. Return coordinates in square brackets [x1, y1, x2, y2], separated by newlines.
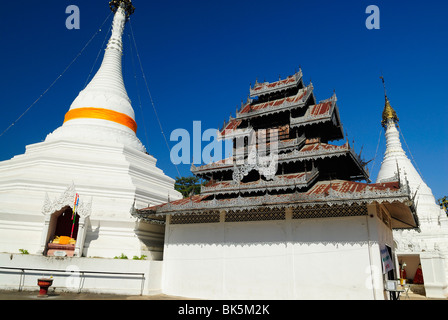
[381, 95, 399, 128]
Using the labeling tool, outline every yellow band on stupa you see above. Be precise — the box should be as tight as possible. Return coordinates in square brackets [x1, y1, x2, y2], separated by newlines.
[64, 108, 138, 133]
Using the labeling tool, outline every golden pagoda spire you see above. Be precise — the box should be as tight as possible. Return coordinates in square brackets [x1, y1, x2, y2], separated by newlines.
[380, 76, 399, 128]
[109, 0, 135, 19]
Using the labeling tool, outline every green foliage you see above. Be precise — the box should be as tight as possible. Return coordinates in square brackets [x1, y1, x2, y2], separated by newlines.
[175, 176, 204, 198]
[114, 253, 128, 259]
[19, 249, 29, 255]
[438, 196, 448, 216]
[132, 255, 147, 260]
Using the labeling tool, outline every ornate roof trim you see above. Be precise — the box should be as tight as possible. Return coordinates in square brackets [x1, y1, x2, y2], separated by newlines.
[201, 168, 319, 196]
[135, 179, 414, 218]
[42, 183, 92, 218]
[234, 84, 313, 122]
[290, 95, 338, 128]
[191, 141, 362, 175]
[249, 70, 303, 98]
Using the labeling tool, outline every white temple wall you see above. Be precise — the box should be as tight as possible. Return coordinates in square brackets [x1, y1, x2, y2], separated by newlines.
[0, 140, 180, 216]
[0, 218, 164, 260]
[0, 217, 44, 255]
[420, 252, 448, 298]
[0, 140, 180, 259]
[0, 253, 163, 296]
[162, 206, 393, 300]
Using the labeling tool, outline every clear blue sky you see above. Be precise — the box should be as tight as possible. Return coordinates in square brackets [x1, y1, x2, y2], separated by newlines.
[0, 0, 446, 199]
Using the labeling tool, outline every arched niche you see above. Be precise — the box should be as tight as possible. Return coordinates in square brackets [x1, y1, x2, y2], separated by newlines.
[39, 183, 91, 257]
[44, 206, 81, 256]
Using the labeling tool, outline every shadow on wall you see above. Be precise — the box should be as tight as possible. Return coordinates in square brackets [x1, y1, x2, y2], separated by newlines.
[166, 215, 376, 248]
[82, 222, 100, 256]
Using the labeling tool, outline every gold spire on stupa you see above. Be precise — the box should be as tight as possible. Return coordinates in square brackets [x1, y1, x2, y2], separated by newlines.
[109, 0, 135, 18]
[380, 76, 399, 128]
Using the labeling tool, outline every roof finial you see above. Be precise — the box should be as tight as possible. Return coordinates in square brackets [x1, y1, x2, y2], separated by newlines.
[109, 0, 135, 19]
[380, 75, 399, 128]
[380, 73, 388, 97]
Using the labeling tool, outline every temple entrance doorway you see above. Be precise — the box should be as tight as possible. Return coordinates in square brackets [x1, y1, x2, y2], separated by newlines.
[397, 254, 424, 287]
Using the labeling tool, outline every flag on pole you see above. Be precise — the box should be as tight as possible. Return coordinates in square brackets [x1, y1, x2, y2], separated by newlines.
[70, 193, 79, 239]
[380, 245, 394, 274]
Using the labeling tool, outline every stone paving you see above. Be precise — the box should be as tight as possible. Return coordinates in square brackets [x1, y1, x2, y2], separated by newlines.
[0, 289, 445, 300]
[0, 290, 193, 300]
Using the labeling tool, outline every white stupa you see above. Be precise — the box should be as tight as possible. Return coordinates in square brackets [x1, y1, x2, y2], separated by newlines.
[376, 86, 448, 298]
[0, 1, 182, 259]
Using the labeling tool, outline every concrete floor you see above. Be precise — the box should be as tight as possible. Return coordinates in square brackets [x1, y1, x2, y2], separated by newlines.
[0, 290, 194, 300]
[0, 289, 444, 300]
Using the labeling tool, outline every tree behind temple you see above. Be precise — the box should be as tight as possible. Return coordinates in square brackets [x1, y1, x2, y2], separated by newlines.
[175, 176, 203, 198]
[438, 196, 448, 216]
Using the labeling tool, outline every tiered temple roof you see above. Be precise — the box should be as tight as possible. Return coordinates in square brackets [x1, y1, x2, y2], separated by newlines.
[195, 71, 366, 184]
[249, 70, 303, 98]
[135, 70, 418, 229]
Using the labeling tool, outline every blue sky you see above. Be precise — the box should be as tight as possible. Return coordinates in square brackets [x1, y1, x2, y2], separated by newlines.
[0, 0, 446, 199]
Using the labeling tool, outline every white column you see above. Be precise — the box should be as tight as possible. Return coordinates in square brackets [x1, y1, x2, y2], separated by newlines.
[420, 252, 448, 298]
[74, 216, 90, 257]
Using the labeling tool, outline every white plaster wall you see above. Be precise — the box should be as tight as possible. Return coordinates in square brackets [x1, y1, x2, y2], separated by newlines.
[0, 139, 181, 258]
[162, 210, 392, 300]
[0, 253, 162, 295]
[420, 252, 448, 298]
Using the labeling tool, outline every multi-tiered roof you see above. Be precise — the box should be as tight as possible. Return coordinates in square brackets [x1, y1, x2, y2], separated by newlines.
[135, 70, 417, 229]
[193, 69, 368, 188]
